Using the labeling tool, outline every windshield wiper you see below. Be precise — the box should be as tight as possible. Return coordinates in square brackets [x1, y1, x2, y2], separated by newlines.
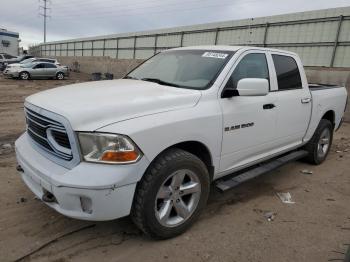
[124, 75, 139, 80]
[141, 78, 180, 87]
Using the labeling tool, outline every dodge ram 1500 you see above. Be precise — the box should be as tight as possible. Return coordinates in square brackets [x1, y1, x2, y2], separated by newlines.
[15, 46, 348, 239]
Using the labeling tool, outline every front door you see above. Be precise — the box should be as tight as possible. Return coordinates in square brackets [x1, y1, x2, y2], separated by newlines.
[32, 63, 46, 78]
[219, 51, 278, 174]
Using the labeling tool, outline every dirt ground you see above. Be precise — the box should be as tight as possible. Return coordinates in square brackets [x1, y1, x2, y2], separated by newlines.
[0, 73, 349, 262]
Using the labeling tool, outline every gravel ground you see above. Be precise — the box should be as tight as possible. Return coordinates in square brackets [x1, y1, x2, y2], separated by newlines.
[0, 73, 349, 262]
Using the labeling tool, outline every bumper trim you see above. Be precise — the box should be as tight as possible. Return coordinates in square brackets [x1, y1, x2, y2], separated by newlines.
[15, 133, 149, 221]
[18, 167, 137, 221]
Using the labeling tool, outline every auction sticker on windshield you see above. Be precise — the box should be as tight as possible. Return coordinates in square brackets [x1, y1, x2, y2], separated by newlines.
[202, 52, 228, 59]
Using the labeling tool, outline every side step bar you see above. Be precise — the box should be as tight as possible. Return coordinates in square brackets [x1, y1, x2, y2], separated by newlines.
[215, 150, 308, 192]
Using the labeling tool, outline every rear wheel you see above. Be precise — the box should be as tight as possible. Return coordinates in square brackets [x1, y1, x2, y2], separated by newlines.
[56, 72, 64, 80]
[304, 119, 333, 165]
[131, 148, 210, 239]
[19, 71, 30, 80]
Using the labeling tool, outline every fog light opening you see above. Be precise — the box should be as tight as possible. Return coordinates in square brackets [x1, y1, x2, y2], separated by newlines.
[80, 197, 93, 214]
[42, 190, 57, 203]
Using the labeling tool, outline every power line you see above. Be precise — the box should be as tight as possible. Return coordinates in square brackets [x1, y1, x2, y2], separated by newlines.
[39, 0, 51, 43]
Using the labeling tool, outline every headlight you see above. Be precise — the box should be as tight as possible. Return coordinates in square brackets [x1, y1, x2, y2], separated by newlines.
[78, 133, 142, 164]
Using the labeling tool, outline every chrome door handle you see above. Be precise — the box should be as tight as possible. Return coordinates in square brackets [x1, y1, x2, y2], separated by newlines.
[301, 98, 311, 104]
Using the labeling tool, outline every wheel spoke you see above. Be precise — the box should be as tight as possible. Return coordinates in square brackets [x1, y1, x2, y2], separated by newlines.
[157, 186, 172, 199]
[320, 138, 329, 145]
[180, 181, 200, 196]
[317, 144, 324, 155]
[171, 171, 185, 188]
[158, 200, 173, 222]
[173, 199, 190, 219]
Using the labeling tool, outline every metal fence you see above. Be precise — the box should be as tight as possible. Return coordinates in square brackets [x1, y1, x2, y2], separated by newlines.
[30, 7, 350, 67]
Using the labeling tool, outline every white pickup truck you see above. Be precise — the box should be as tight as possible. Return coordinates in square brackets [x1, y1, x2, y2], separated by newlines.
[15, 46, 348, 239]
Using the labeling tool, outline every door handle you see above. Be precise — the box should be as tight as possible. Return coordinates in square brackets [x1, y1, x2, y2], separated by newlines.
[263, 103, 276, 110]
[301, 97, 311, 104]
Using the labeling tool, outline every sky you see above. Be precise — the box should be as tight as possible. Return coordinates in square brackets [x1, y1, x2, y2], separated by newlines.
[1, 0, 349, 49]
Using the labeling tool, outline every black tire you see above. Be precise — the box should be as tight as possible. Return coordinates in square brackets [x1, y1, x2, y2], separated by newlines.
[303, 119, 333, 165]
[19, 71, 30, 80]
[56, 72, 64, 80]
[131, 148, 210, 239]
[345, 246, 350, 262]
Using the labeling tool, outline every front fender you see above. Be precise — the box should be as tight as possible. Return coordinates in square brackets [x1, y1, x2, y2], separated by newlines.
[97, 102, 222, 174]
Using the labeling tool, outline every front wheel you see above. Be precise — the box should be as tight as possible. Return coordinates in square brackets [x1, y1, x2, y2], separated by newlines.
[131, 148, 210, 239]
[56, 72, 64, 80]
[303, 119, 333, 165]
[19, 71, 30, 80]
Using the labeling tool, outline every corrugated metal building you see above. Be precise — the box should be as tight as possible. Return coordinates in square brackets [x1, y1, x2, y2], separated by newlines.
[0, 28, 19, 56]
[30, 6, 350, 67]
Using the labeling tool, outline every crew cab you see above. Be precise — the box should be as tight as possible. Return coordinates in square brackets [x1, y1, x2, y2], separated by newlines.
[15, 46, 348, 239]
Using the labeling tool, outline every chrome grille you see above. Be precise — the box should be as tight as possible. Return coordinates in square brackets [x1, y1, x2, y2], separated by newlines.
[25, 107, 73, 161]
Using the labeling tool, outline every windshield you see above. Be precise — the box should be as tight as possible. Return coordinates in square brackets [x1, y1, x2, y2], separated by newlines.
[20, 63, 33, 68]
[126, 50, 234, 89]
[20, 58, 35, 64]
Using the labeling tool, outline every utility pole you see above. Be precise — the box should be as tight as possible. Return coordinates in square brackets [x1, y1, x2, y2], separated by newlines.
[39, 0, 51, 43]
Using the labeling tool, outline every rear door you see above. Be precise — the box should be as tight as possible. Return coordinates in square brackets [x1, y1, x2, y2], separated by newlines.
[44, 63, 58, 78]
[270, 53, 312, 148]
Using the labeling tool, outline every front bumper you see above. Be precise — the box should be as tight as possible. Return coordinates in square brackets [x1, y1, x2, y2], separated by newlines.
[15, 133, 150, 221]
[3, 69, 19, 77]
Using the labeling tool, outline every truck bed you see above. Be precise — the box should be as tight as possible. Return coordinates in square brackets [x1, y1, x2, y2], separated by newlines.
[309, 83, 343, 91]
[303, 84, 347, 142]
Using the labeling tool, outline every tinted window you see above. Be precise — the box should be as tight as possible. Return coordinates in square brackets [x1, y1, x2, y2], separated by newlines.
[226, 53, 269, 89]
[44, 63, 56, 68]
[272, 55, 302, 90]
[33, 63, 45, 69]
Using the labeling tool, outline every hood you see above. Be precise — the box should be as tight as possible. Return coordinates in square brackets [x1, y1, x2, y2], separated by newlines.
[26, 79, 201, 131]
[7, 63, 21, 68]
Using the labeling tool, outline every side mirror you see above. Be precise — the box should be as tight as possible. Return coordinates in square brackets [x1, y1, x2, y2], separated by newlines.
[236, 78, 269, 96]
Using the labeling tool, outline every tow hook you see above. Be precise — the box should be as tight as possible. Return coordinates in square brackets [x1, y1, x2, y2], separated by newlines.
[16, 165, 24, 172]
[42, 191, 56, 203]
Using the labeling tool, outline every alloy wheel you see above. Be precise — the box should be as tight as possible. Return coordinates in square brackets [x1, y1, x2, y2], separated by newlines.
[317, 128, 330, 158]
[155, 169, 201, 227]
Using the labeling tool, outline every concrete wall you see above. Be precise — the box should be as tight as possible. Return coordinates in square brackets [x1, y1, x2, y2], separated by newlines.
[56, 56, 143, 79]
[57, 56, 350, 121]
[32, 7, 350, 67]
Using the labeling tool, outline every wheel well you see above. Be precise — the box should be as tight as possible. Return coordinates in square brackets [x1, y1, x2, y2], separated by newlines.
[169, 141, 214, 181]
[321, 110, 335, 126]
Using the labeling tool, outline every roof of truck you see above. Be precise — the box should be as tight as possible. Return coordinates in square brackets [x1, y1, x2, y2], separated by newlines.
[169, 45, 297, 56]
